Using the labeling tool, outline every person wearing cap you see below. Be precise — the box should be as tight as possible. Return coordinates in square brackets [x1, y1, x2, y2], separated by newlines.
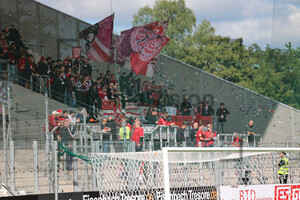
[180, 96, 193, 116]
[37, 56, 48, 76]
[278, 152, 289, 184]
[216, 103, 230, 134]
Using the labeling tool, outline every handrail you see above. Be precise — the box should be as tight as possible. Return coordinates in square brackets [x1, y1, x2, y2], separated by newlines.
[1, 183, 16, 196]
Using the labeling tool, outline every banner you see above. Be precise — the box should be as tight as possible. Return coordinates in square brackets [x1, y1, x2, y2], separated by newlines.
[165, 106, 177, 116]
[220, 184, 300, 200]
[113, 20, 170, 77]
[1, 187, 217, 200]
[72, 46, 81, 59]
[139, 106, 149, 121]
[101, 101, 114, 110]
[79, 14, 114, 62]
[171, 116, 194, 126]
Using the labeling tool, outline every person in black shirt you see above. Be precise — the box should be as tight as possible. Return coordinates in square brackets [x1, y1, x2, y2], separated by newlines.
[107, 82, 114, 100]
[82, 58, 92, 76]
[202, 101, 215, 116]
[37, 57, 48, 75]
[60, 120, 74, 171]
[189, 122, 198, 147]
[8, 25, 20, 43]
[147, 109, 158, 124]
[67, 75, 76, 108]
[177, 123, 187, 146]
[53, 70, 66, 103]
[180, 96, 193, 116]
[100, 118, 111, 153]
[107, 116, 117, 140]
[216, 103, 230, 134]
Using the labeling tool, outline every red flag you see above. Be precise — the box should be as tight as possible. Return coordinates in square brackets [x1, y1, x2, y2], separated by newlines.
[112, 20, 169, 77]
[79, 14, 114, 62]
[72, 46, 81, 59]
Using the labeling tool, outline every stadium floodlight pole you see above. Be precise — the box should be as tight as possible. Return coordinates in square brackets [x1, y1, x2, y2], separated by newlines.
[2, 103, 8, 187]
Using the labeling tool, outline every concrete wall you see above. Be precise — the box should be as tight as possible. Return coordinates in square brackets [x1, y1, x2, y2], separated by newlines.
[153, 54, 300, 146]
[1, 0, 299, 146]
[0, 0, 90, 60]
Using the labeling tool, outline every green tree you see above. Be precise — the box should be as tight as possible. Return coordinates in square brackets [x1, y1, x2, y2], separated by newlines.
[133, 1, 300, 109]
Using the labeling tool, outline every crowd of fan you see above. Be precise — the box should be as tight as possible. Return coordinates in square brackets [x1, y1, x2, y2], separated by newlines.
[1, 25, 245, 152]
[1, 25, 179, 117]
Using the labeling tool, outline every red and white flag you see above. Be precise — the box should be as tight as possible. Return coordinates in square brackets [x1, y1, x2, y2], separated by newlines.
[112, 20, 170, 77]
[72, 46, 81, 59]
[79, 14, 114, 62]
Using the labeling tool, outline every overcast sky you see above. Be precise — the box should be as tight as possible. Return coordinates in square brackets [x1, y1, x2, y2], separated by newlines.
[35, 0, 300, 49]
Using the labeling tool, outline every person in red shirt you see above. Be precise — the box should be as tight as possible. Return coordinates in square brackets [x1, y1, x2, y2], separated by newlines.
[204, 124, 217, 147]
[152, 88, 161, 106]
[131, 121, 144, 152]
[193, 108, 202, 124]
[158, 111, 175, 126]
[231, 132, 242, 147]
[196, 123, 205, 147]
[18, 53, 26, 87]
[98, 86, 108, 102]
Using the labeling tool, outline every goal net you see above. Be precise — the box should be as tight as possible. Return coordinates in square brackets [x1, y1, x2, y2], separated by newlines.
[89, 147, 300, 200]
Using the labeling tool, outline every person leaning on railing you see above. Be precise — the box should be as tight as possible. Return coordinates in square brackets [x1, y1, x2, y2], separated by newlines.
[245, 120, 255, 147]
[158, 111, 175, 126]
[230, 132, 242, 147]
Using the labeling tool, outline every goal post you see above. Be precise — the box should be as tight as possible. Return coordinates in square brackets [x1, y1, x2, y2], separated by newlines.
[89, 147, 300, 200]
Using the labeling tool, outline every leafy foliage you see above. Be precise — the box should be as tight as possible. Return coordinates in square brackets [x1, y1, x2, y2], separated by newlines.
[133, 0, 300, 109]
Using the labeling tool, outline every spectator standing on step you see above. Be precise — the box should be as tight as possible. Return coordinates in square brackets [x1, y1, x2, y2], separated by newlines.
[177, 123, 187, 147]
[180, 96, 193, 116]
[67, 75, 76, 108]
[189, 122, 198, 147]
[132, 120, 144, 152]
[245, 120, 255, 147]
[201, 101, 214, 116]
[216, 103, 230, 134]
[147, 109, 158, 124]
[278, 152, 289, 184]
[60, 120, 74, 172]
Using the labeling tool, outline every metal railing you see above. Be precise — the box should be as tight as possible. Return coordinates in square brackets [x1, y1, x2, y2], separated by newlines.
[217, 133, 262, 147]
